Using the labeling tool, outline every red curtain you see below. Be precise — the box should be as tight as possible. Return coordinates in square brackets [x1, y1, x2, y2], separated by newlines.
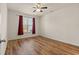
[32, 17, 36, 34]
[18, 15, 24, 35]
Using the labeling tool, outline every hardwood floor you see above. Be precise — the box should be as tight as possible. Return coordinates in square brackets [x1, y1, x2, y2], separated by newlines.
[5, 36, 79, 55]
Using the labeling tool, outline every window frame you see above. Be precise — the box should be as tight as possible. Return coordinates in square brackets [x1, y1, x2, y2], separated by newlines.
[23, 16, 32, 34]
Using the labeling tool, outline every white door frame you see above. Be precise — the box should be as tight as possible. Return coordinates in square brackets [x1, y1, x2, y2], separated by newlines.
[0, 3, 8, 55]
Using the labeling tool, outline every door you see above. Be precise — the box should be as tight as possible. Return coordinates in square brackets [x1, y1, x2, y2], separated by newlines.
[0, 3, 8, 55]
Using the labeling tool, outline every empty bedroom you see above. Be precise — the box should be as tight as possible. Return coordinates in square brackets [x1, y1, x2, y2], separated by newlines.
[0, 3, 79, 55]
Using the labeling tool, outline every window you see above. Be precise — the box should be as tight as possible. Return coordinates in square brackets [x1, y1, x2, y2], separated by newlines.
[23, 17, 32, 34]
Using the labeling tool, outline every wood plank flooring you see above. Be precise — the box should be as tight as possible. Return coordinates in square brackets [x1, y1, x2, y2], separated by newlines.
[5, 36, 79, 55]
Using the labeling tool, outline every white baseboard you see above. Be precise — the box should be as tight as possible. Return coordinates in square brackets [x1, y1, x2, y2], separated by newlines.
[8, 34, 39, 40]
[7, 33, 79, 47]
[40, 34, 79, 47]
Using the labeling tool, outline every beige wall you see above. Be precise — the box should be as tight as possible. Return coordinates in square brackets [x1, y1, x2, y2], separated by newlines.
[7, 10, 40, 40]
[40, 6, 79, 46]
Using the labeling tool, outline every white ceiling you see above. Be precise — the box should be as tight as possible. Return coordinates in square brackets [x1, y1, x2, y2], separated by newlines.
[7, 3, 79, 16]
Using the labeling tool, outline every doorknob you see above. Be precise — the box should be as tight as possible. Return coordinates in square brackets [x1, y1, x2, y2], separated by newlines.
[0, 40, 6, 44]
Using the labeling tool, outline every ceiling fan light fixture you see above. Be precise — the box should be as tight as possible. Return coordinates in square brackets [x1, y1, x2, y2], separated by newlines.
[36, 9, 41, 12]
[33, 3, 47, 12]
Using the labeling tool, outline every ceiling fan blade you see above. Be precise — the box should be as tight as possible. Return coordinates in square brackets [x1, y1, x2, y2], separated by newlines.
[40, 10, 43, 12]
[41, 7, 47, 9]
[33, 10, 36, 12]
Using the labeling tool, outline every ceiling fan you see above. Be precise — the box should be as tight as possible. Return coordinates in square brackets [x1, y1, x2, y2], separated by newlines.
[33, 3, 47, 12]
